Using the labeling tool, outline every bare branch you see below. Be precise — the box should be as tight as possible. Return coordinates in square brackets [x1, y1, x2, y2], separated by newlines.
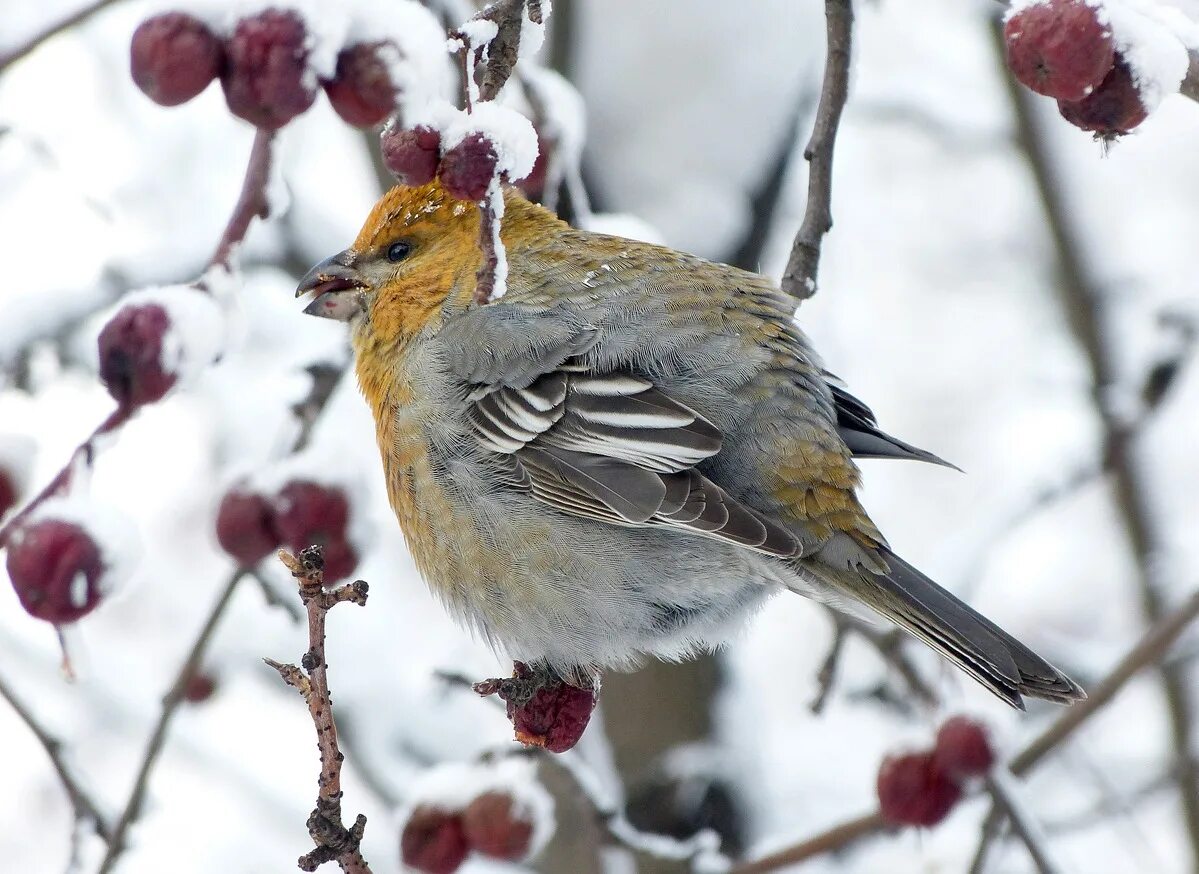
[0, 0, 123, 73]
[728, 811, 889, 874]
[0, 672, 112, 843]
[208, 128, 277, 274]
[985, 769, 1066, 874]
[779, 0, 853, 303]
[267, 547, 372, 874]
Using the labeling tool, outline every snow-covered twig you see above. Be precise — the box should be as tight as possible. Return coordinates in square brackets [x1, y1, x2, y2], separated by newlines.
[991, 16, 1199, 860]
[97, 567, 245, 873]
[780, 0, 853, 304]
[265, 547, 372, 874]
[0, 671, 113, 844]
[0, 0, 122, 73]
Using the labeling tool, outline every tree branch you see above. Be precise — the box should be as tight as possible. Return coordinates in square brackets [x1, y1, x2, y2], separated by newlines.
[266, 547, 372, 874]
[209, 127, 277, 274]
[779, 0, 853, 304]
[0, 0, 122, 73]
[728, 811, 889, 874]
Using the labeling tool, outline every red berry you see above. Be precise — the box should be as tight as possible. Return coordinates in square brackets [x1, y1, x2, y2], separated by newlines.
[98, 303, 177, 408]
[1004, 0, 1115, 101]
[0, 470, 17, 519]
[183, 671, 218, 703]
[6, 520, 105, 624]
[130, 12, 224, 107]
[400, 806, 469, 874]
[505, 663, 596, 754]
[516, 132, 551, 200]
[318, 536, 359, 584]
[876, 752, 962, 827]
[272, 482, 356, 581]
[933, 717, 996, 779]
[1058, 59, 1148, 137]
[323, 42, 398, 128]
[462, 792, 534, 861]
[221, 9, 316, 129]
[215, 488, 279, 566]
[439, 132, 499, 201]
[381, 125, 441, 186]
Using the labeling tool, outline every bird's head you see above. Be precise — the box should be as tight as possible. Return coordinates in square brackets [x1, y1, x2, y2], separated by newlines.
[296, 179, 529, 346]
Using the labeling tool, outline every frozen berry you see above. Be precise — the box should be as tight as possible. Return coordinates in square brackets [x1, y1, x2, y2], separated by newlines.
[98, 303, 176, 408]
[130, 12, 224, 107]
[221, 9, 316, 129]
[1058, 59, 1148, 137]
[0, 470, 17, 519]
[400, 806, 469, 874]
[215, 487, 279, 566]
[381, 125, 441, 186]
[483, 662, 596, 754]
[1004, 0, 1115, 101]
[272, 482, 357, 581]
[6, 520, 105, 624]
[933, 717, 995, 779]
[462, 792, 534, 861]
[183, 671, 218, 703]
[876, 752, 962, 827]
[439, 132, 499, 201]
[323, 42, 398, 127]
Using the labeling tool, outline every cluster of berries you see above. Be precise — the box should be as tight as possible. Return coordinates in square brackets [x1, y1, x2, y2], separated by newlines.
[402, 789, 541, 874]
[217, 480, 358, 582]
[876, 716, 997, 827]
[1004, 0, 1148, 137]
[130, 10, 402, 128]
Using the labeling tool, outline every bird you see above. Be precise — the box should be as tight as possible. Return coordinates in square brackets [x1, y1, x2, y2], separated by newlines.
[296, 179, 1084, 710]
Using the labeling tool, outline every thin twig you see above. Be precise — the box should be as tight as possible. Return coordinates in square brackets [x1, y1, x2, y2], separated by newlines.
[97, 568, 246, 872]
[266, 547, 372, 873]
[0, 0, 123, 73]
[809, 611, 850, 714]
[0, 672, 112, 843]
[985, 769, 1066, 874]
[209, 128, 277, 274]
[991, 17, 1199, 862]
[779, 0, 853, 303]
[728, 811, 889, 874]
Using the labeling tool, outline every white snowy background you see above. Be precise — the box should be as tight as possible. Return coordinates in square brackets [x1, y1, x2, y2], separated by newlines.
[2, 0, 1199, 872]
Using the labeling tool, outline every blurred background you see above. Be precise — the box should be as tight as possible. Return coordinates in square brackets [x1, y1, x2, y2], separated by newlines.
[2, 0, 1199, 871]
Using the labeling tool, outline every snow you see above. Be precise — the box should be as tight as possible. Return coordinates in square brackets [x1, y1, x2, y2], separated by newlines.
[0, 434, 36, 497]
[28, 495, 141, 600]
[414, 98, 541, 183]
[485, 178, 509, 302]
[1102, 0, 1191, 111]
[519, 0, 552, 57]
[110, 283, 229, 387]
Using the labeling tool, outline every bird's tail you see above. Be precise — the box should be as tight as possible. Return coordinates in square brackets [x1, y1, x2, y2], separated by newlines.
[816, 548, 1085, 709]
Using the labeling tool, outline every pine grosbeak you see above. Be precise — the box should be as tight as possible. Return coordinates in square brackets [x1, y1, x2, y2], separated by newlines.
[297, 181, 1083, 709]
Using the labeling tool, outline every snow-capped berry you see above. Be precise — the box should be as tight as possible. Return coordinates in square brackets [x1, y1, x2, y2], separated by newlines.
[323, 42, 398, 128]
[400, 806, 469, 874]
[1058, 59, 1148, 136]
[183, 671, 218, 703]
[494, 662, 597, 754]
[439, 132, 499, 202]
[876, 752, 962, 827]
[215, 487, 279, 566]
[272, 482, 357, 582]
[6, 519, 105, 624]
[1004, 0, 1115, 101]
[462, 792, 535, 861]
[0, 470, 17, 520]
[381, 125, 442, 186]
[933, 717, 996, 779]
[221, 9, 316, 129]
[98, 303, 177, 408]
[130, 12, 224, 107]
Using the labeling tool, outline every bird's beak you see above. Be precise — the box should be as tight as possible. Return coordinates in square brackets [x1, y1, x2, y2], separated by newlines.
[296, 251, 366, 321]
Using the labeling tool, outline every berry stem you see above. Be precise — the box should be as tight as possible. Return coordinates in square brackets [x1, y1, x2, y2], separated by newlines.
[209, 126, 277, 274]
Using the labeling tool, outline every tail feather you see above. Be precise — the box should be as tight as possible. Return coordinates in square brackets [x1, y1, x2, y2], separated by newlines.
[824, 549, 1085, 709]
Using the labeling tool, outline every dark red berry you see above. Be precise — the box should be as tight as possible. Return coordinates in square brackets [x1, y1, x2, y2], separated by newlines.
[1058, 59, 1148, 136]
[221, 9, 316, 129]
[504, 663, 596, 754]
[0, 470, 17, 520]
[183, 671, 218, 703]
[6, 520, 105, 624]
[400, 806, 469, 874]
[130, 12, 224, 106]
[381, 125, 442, 186]
[98, 303, 177, 408]
[516, 131, 551, 200]
[1005, 0, 1115, 101]
[439, 132, 499, 201]
[323, 42, 398, 128]
[215, 488, 279, 566]
[877, 752, 962, 827]
[933, 717, 996, 779]
[318, 536, 359, 584]
[272, 482, 356, 581]
[462, 792, 534, 861]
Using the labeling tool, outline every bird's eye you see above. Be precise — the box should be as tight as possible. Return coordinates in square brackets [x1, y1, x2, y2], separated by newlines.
[386, 241, 412, 263]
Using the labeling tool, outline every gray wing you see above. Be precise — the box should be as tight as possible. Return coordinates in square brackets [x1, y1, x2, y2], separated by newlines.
[467, 363, 799, 557]
[827, 381, 959, 470]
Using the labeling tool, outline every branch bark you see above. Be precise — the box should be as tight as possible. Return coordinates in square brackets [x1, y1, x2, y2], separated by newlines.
[209, 127, 277, 273]
[779, 0, 853, 304]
